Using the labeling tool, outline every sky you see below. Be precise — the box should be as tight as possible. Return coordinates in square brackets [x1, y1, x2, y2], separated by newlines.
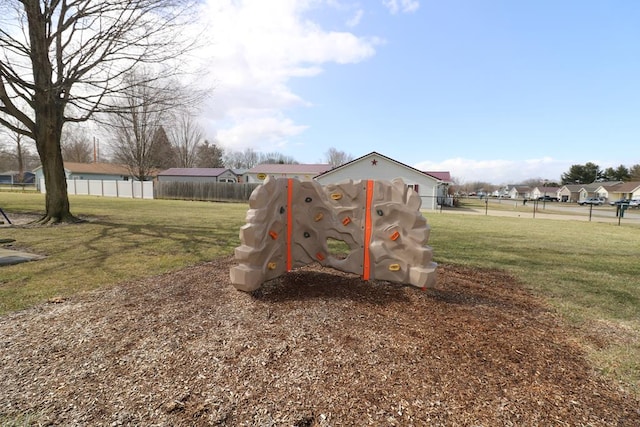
[190, 0, 640, 184]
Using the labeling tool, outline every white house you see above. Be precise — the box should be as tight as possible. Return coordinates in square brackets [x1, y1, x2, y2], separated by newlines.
[33, 162, 134, 191]
[507, 186, 531, 200]
[531, 186, 561, 200]
[314, 151, 451, 210]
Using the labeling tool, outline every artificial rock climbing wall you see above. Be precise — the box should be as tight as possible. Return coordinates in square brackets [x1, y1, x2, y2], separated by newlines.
[230, 176, 437, 292]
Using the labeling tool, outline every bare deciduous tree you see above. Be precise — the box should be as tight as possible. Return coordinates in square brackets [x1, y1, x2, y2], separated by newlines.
[325, 147, 353, 168]
[168, 112, 204, 168]
[61, 125, 94, 163]
[223, 148, 298, 169]
[0, 0, 199, 223]
[259, 152, 298, 165]
[224, 148, 259, 169]
[0, 117, 35, 183]
[108, 70, 178, 181]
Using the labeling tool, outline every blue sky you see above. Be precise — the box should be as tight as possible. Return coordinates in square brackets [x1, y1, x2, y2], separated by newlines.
[196, 0, 640, 184]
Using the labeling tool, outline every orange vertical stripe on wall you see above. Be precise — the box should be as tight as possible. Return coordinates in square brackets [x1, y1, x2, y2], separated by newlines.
[286, 178, 293, 271]
[363, 180, 374, 280]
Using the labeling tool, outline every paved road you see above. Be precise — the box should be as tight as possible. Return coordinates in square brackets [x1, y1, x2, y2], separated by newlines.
[440, 199, 640, 224]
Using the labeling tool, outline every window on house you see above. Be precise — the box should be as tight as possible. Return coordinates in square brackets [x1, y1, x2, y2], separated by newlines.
[407, 184, 419, 193]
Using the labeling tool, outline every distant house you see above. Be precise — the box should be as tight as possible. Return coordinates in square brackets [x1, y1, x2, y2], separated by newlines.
[582, 181, 621, 202]
[490, 186, 511, 198]
[531, 186, 561, 200]
[508, 186, 532, 200]
[0, 173, 12, 185]
[595, 181, 640, 201]
[33, 162, 134, 190]
[157, 168, 238, 183]
[314, 151, 451, 210]
[557, 184, 582, 202]
[558, 181, 623, 203]
[245, 163, 331, 183]
[0, 171, 35, 185]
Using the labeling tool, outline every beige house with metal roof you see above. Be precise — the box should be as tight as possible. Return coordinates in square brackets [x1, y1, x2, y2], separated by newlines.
[558, 181, 623, 203]
[595, 181, 640, 201]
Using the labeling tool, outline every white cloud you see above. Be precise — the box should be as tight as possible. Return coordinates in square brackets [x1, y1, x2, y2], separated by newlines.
[215, 113, 309, 151]
[346, 9, 364, 27]
[194, 0, 381, 153]
[414, 157, 571, 184]
[382, 0, 420, 15]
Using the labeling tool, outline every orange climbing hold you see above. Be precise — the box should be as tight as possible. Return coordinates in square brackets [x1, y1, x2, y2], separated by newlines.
[390, 231, 400, 241]
[269, 231, 278, 240]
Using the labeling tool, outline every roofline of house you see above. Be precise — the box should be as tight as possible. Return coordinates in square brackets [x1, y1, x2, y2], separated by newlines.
[315, 151, 447, 182]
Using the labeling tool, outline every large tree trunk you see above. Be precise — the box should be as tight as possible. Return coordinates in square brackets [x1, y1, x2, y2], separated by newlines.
[25, 1, 77, 224]
[34, 108, 78, 223]
[36, 135, 76, 223]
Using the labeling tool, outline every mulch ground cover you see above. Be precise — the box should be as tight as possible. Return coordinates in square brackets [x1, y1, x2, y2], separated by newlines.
[1, 256, 638, 426]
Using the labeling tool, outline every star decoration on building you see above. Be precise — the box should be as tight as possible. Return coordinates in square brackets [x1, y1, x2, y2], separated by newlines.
[371, 159, 378, 166]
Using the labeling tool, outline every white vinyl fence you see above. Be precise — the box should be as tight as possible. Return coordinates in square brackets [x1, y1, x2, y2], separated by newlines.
[40, 179, 154, 199]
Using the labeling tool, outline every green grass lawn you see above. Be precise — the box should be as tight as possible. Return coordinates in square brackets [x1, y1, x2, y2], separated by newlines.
[1, 193, 248, 313]
[1, 192, 639, 393]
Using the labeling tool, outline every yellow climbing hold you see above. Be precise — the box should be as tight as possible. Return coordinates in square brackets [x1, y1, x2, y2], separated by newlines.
[388, 263, 401, 271]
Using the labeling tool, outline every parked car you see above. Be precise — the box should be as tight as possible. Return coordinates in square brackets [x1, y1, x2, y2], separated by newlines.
[537, 195, 559, 202]
[578, 197, 605, 206]
[629, 199, 640, 208]
[609, 198, 631, 206]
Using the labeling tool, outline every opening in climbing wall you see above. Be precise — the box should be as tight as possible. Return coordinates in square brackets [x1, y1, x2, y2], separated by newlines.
[326, 237, 350, 260]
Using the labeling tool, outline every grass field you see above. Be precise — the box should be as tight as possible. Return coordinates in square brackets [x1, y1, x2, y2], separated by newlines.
[1, 192, 639, 393]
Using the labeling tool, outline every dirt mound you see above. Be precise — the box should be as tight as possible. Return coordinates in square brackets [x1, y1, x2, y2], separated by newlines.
[1, 258, 638, 426]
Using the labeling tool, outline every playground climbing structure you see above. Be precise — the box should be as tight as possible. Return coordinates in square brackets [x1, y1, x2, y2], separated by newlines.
[230, 177, 437, 291]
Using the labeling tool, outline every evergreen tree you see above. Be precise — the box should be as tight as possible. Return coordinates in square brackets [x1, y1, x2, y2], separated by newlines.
[149, 126, 177, 170]
[601, 165, 629, 181]
[196, 140, 225, 168]
[560, 162, 601, 184]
